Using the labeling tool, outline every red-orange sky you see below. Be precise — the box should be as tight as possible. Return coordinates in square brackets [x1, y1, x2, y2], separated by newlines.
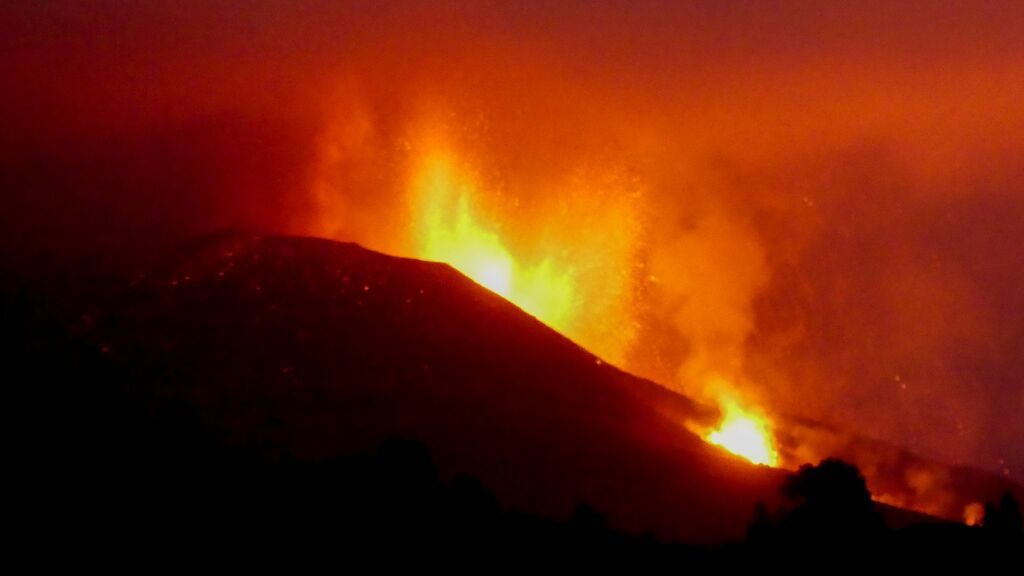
[2, 1, 1022, 479]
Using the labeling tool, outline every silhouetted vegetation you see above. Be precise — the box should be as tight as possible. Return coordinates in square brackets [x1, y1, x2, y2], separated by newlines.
[745, 458, 883, 568]
[984, 492, 1023, 537]
[745, 459, 1021, 571]
[781, 458, 884, 540]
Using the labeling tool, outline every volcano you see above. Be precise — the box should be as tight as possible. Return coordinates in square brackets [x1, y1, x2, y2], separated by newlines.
[12, 232, 1019, 544]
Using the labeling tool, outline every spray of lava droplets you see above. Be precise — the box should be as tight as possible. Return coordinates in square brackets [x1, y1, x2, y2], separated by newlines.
[406, 137, 780, 468]
[413, 151, 575, 332]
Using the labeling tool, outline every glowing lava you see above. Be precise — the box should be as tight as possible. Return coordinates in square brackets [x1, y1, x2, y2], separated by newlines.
[412, 152, 575, 331]
[963, 502, 985, 526]
[410, 148, 781, 470]
[706, 400, 779, 466]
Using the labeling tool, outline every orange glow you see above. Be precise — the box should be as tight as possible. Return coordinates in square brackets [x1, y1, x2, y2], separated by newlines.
[963, 502, 985, 526]
[706, 398, 779, 467]
[397, 123, 644, 366]
[411, 151, 576, 331]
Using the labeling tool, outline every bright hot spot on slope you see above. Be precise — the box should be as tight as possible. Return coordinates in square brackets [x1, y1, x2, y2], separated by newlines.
[707, 399, 779, 466]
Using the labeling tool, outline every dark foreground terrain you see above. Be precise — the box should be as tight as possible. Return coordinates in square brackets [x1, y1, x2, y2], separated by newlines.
[6, 232, 1021, 569]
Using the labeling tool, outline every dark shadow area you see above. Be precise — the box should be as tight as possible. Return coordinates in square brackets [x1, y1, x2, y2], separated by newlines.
[4, 265, 713, 569]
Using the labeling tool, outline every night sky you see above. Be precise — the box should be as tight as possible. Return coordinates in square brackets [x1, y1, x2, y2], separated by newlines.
[3, 1, 1022, 479]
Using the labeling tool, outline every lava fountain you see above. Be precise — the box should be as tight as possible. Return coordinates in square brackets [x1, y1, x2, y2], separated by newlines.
[412, 151, 575, 332]
[405, 141, 781, 468]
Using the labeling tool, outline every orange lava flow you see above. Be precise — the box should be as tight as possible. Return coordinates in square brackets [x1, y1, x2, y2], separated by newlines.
[705, 399, 779, 466]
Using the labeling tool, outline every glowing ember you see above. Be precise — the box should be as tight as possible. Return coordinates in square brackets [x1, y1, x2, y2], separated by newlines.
[963, 502, 985, 526]
[412, 151, 575, 331]
[706, 400, 779, 466]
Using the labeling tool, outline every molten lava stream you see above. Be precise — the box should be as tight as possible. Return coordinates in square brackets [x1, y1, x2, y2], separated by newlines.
[705, 400, 779, 467]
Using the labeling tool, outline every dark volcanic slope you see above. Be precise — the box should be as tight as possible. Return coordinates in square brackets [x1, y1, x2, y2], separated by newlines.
[52, 232, 782, 543]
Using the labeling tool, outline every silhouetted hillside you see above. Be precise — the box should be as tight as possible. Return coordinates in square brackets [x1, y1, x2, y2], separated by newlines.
[12, 232, 780, 543]
[8, 232, 1020, 552]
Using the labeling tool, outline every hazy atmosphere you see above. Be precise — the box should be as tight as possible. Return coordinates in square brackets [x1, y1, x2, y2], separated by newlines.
[4, 1, 1023, 480]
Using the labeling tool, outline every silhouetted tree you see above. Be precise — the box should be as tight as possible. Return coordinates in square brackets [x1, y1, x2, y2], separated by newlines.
[780, 458, 882, 538]
[983, 492, 1023, 537]
[748, 458, 884, 567]
[746, 501, 772, 544]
